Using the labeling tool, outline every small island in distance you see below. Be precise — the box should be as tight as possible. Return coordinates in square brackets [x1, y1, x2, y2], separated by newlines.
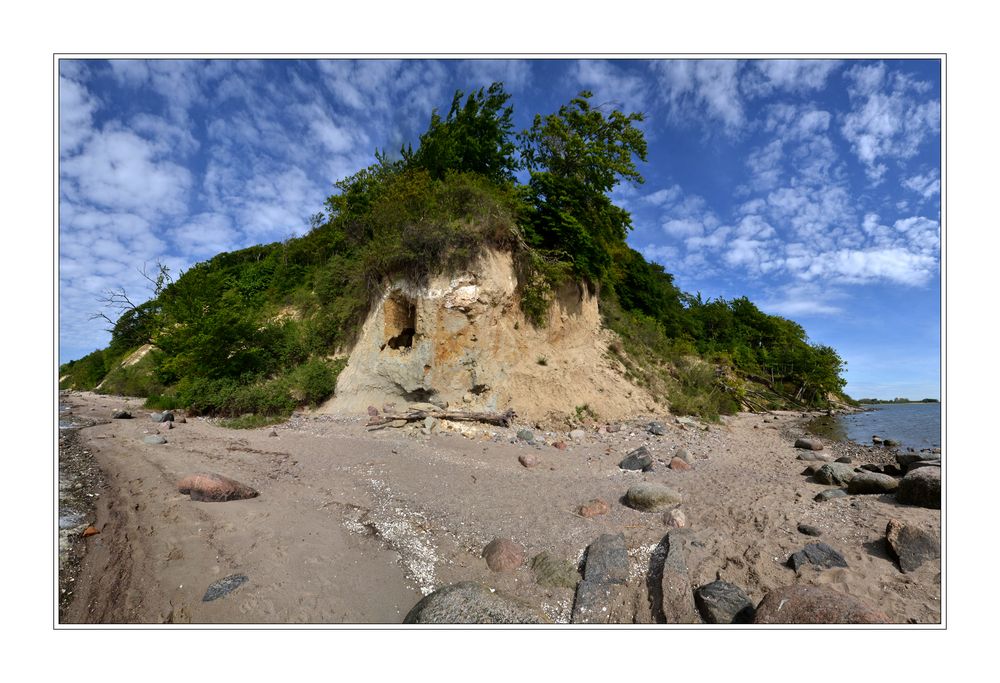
[855, 397, 940, 404]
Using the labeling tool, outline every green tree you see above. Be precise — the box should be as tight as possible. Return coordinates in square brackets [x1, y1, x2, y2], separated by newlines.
[405, 82, 518, 185]
[518, 91, 647, 284]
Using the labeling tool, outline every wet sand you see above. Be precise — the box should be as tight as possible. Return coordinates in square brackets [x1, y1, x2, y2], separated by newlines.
[59, 391, 941, 625]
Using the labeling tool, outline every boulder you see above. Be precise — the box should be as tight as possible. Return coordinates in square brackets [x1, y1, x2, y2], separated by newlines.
[797, 451, 832, 462]
[581, 533, 629, 584]
[150, 411, 174, 423]
[482, 538, 525, 572]
[797, 523, 822, 537]
[813, 463, 857, 486]
[619, 446, 653, 471]
[578, 498, 610, 518]
[794, 438, 824, 451]
[896, 467, 941, 509]
[814, 488, 848, 502]
[177, 473, 258, 502]
[835, 456, 853, 464]
[648, 421, 667, 436]
[885, 519, 941, 573]
[404, 582, 546, 624]
[675, 416, 700, 429]
[847, 472, 900, 495]
[669, 457, 691, 471]
[661, 532, 699, 623]
[572, 533, 629, 624]
[569, 429, 586, 441]
[625, 482, 683, 511]
[516, 429, 534, 442]
[673, 448, 692, 463]
[896, 451, 941, 469]
[752, 585, 889, 624]
[787, 542, 848, 571]
[111, 410, 132, 419]
[143, 435, 167, 445]
[530, 552, 580, 589]
[694, 581, 755, 624]
[906, 459, 941, 473]
[518, 454, 539, 468]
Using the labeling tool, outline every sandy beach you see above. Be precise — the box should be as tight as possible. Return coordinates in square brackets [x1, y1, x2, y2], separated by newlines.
[58, 391, 941, 625]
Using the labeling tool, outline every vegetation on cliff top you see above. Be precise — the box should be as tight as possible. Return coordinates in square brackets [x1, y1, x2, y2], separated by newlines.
[60, 83, 848, 420]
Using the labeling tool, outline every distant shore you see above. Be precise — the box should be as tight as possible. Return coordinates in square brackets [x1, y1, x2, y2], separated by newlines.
[59, 391, 940, 625]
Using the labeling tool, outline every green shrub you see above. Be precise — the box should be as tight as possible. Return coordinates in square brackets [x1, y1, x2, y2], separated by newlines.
[286, 357, 347, 406]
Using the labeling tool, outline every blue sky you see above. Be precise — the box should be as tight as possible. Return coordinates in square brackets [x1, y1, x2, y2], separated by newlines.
[58, 58, 941, 400]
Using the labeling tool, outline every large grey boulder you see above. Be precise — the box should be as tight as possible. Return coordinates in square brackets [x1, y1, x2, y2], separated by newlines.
[403, 582, 547, 624]
[625, 482, 683, 511]
[885, 519, 940, 573]
[847, 472, 900, 494]
[694, 581, 755, 624]
[619, 446, 654, 471]
[896, 467, 941, 509]
[813, 463, 857, 486]
[143, 435, 167, 445]
[572, 533, 629, 624]
[753, 585, 889, 624]
[787, 542, 848, 571]
[794, 438, 824, 451]
[660, 532, 699, 623]
[896, 451, 941, 469]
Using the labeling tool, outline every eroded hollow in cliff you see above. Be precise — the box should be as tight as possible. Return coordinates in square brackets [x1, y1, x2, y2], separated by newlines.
[383, 292, 416, 350]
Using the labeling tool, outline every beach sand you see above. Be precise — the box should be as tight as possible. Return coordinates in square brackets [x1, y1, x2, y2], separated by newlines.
[59, 391, 941, 625]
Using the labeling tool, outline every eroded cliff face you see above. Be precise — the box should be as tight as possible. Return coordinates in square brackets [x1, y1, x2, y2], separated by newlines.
[320, 248, 660, 423]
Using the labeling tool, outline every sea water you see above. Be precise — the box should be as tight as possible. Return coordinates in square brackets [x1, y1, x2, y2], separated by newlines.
[837, 403, 942, 452]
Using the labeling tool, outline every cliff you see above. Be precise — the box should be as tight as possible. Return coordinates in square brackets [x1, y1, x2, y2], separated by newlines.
[321, 248, 660, 423]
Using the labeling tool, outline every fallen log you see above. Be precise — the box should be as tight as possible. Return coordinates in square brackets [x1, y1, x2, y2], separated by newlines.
[367, 408, 517, 429]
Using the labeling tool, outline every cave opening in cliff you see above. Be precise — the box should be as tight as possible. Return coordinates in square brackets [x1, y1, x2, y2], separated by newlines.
[384, 293, 416, 350]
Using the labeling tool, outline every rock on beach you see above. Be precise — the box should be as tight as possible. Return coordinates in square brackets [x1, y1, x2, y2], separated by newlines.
[753, 585, 889, 624]
[403, 582, 546, 624]
[794, 438, 823, 450]
[482, 538, 525, 572]
[813, 463, 857, 486]
[177, 473, 259, 502]
[896, 467, 941, 509]
[787, 542, 848, 571]
[885, 519, 940, 573]
[694, 581, 755, 624]
[847, 471, 900, 495]
[625, 482, 683, 511]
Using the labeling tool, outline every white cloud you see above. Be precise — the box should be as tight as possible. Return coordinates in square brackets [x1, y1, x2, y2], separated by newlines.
[650, 60, 744, 133]
[170, 213, 238, 259]
[61, 125, 193, 218]
[573, 60, 651, 116]
[60, 75, 99, 155]
[459, 60, 532, 91]
[662, 218, 705, 238]
[841, 62, 941, 182]
[800, 247, 938, 285]
[641, 185, 683, 206]
[745, 60, 841, 96]
[903, 169, 941, 199]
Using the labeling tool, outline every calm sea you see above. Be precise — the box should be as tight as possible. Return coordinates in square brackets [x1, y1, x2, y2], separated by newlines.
[837, 403, 942, 451]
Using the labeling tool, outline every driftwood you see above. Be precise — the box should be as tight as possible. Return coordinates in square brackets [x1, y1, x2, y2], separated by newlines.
[367, 408, 517, 430]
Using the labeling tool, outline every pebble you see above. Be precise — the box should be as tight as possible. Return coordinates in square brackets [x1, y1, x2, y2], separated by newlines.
[578, 498, 610, 518]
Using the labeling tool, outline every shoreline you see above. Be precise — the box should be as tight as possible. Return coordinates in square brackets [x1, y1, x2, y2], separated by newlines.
[58, 392, 941, 625]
